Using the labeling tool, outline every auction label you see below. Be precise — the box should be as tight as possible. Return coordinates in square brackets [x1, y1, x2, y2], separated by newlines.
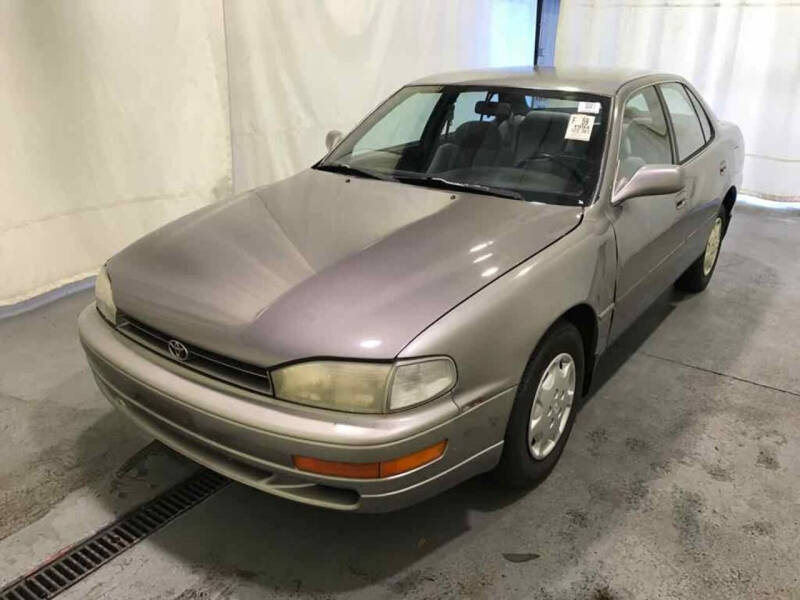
[564, 114, 595, 141]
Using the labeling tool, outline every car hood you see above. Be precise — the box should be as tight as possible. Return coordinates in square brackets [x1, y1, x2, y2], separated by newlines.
[109, 169, 582, 366]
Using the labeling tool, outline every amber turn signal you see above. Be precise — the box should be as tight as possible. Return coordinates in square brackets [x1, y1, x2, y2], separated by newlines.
[379, 440, 447, 477]
[293, 440, 447, 479]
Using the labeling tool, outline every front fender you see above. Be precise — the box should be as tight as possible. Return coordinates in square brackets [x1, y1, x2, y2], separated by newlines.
[398, 208, 616, 413]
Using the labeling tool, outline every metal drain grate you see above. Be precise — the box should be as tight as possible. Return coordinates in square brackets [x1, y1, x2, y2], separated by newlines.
[0, 469, 229, 599]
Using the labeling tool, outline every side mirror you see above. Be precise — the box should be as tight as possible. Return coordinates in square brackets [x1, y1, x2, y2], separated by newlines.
[325, 130, 343, 151]
[612, 164, 685, 205]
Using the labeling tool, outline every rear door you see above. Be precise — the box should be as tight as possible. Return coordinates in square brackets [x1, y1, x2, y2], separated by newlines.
[657, 82, 722, 269]
[609, 85, 685, 339]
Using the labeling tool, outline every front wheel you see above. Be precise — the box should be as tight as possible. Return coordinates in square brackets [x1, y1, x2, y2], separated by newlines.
[675, 210, 726, 293]
[494, 321, 584, 487]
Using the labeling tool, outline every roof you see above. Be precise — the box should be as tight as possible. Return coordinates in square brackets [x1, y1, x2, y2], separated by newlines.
[410, 66, 663, 96]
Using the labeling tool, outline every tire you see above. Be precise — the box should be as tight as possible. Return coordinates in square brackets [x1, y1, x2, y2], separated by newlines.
[675, 208, 726, 293]
[494, 320, 584, 487]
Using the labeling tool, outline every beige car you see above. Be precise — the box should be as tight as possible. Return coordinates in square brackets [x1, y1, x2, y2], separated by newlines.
[79, 67, 744, 512]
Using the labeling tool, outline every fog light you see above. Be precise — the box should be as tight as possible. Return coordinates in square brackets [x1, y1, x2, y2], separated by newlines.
[293, 440, 447, 479]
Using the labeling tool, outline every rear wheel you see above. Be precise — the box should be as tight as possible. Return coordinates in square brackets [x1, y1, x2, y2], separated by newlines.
[675, 209, 725, 293]
[494, 321, 584, 487]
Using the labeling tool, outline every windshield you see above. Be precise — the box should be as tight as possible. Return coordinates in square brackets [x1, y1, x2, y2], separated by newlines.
[317, 85, 610, 205]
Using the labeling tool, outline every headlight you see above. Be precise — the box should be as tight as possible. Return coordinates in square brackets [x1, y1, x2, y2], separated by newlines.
[271, 357, 456, 413]
[388, 358, 457, 410]
[95, 264, 117, 324]
[271, 361, 392, 413]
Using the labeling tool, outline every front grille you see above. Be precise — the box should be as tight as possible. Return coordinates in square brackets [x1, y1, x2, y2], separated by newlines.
[115, 314, 272, 396]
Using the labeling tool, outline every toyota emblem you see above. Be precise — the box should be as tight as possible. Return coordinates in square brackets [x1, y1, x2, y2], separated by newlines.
[167, 339, 190, 361]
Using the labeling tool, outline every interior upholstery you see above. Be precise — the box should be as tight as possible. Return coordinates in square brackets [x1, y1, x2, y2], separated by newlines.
[620, 117, 671, 179]
[427, 121, 502, 173]
[474, 100, 511, 120]
[426, 107, 592, 180]
[496, 92, 530, 153]
[514, 111, 570, 166]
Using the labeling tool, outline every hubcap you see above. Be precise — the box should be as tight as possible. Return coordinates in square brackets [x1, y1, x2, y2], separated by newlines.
[703, 217, 723, 276]
[528, 353, 576, 460]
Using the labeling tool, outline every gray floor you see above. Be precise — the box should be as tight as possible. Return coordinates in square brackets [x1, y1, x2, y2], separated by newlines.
[1, 202, 799, 599]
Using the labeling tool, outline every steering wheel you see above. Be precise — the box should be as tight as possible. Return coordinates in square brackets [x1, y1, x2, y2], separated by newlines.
[515, 153, 590, 184]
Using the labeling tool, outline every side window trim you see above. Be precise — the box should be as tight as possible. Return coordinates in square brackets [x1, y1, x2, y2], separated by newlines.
[657, 81, 709, 165]
[683, 85, 708, 144]
[653, 85, 678, 164]
[684, 84, 715, 144]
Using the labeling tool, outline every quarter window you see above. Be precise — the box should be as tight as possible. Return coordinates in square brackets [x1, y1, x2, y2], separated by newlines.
[659, 83, 706, 161]
[686, 86, 713, 142]
[619, 86, 672, 182]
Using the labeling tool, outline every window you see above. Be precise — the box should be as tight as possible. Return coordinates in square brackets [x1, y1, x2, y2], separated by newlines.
[450, 91, 496, 130]
[619, 86, 672, 182]
[659, 83, 706, 161]
[625, 93, 649, 113]
[320, 85, 610, 206]
[685, 86, 713, 142]
[352, 91, 441, 156]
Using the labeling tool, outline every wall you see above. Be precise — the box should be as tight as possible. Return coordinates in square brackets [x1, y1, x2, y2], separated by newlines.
[0, 0, 232, 306]
[224, 0, 537, 192]
[555, 0, 800, 201]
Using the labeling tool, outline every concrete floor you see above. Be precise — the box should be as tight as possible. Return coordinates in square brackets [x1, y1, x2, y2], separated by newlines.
[1, 202, 799, 599]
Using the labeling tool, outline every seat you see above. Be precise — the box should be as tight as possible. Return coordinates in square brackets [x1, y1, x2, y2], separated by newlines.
[496, 92, 530, 151]
[427, 121, 502, 174]
[514, 111, 570, 166]
[496, 114, 525, 166]
[619, 117, 670, 179]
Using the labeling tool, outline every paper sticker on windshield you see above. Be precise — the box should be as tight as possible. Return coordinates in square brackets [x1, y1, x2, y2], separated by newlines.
[578, 101, 601, 114]
[565, 114, 595, 141]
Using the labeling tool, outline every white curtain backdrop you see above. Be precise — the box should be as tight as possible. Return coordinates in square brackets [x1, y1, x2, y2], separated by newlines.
[1, 0, 535, 306]
[224, 0, 536, 193]
[555, 0, 800, 201]
[0, 0, 232, 306]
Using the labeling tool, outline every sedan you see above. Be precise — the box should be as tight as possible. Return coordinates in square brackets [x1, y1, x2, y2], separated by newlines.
[79, 67, 744, 512]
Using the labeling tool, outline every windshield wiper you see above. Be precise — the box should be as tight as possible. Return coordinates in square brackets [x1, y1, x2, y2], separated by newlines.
[316, 164, 524, 201]
[394, 175, 524, 201]
[314, 163, 395, 182]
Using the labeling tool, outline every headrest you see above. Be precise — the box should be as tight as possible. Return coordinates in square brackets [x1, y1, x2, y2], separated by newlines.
[453, 121, 502, 148]
[516, 111, 570, 156]
[497, 93, 530, 115]
[520, 110, 570, 129]
[474, 100, 511, 119]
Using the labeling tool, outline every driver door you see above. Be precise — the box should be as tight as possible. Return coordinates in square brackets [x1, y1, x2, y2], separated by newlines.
[609, 85, 687, 339]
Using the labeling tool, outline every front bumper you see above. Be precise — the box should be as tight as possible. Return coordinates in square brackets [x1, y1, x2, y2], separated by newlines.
[78, 305, 512, 512]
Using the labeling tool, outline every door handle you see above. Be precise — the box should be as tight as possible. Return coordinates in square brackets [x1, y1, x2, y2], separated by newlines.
[675, 195, 687, 210]
[719, 161, 727, 175]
